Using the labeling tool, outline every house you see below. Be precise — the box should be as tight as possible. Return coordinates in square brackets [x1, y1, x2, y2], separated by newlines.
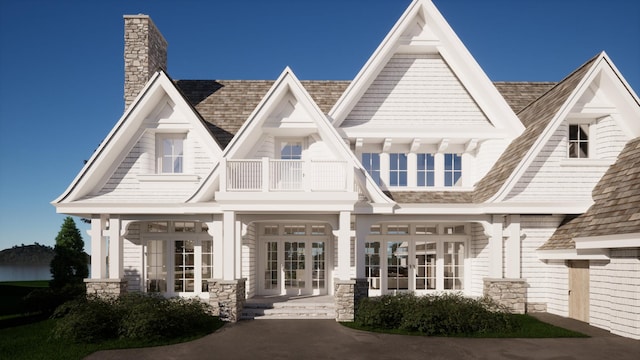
[52, 0, 639, 339]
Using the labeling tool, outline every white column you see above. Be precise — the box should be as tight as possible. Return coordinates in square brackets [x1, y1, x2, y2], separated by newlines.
[235, 218, 242, 279]
[223, 211, 236, 280]
[354, 216, 373, 278]
[505, 215, 521, 278]
[434, 153, 444, 187]
[89, 215, 107, 279]
[108, 215, 122, 279]
[379, 153, 390, 187]
[489, 215, 504, 278]
[337, 211, 352, 280]
[209, 215, 223, 279]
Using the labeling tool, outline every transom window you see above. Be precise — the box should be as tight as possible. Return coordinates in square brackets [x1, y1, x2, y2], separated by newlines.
[158, 135, 185, 174]
[362, 153, 381, 185]
[389, 153, 408, 186]
[444, 153, 462, 187]
[417, 153, 435, 187]
[569, 124, 589, 158]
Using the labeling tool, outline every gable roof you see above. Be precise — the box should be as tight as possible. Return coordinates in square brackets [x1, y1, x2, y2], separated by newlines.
[539, 137, 640, 251]
[473, 55, 599, 203]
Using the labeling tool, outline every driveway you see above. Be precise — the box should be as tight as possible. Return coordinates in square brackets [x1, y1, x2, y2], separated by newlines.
[85, 313, 639, 360]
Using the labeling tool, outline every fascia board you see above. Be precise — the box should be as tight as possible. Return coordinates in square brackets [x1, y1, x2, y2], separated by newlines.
[536, 248, 610, 260]
[487, 57, 602, 203]
[481, 201, 593, 214]
[574, 233, 640, 250]
[53, 202, 222, 215]
[53, 71, 163, 204]
[601, 51, 640, 110]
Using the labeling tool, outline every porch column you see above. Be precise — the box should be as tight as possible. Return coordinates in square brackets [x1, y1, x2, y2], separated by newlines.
[488, 215, 504, 278]
[354, 216, 374, 278]
[209, 215, 223, 279]
[108, 215, 122, 279]
[89, 215, 107, 279]
[337, 211, 351, 280]
[505, 215, 521, 278]
[222, 211, 236, 281]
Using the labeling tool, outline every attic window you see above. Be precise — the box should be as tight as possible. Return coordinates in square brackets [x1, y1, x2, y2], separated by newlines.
[157, 134, 185, 173]
[568, 124, 589, 158]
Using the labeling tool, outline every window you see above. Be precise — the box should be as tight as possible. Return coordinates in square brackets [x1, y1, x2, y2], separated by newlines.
[569, 124, 589, 158]
[174, 222, 195, 233]
[146, 240, 167, 292]
[174, 240, 195, 292]
[417, 153, 435, 187]
[365, 242, 381, 289]
[283, 225, 306, 235]
[158, 135, 184, 174]
[201, 240, 213, 292]
[362, 153, 381, 185]
[389, 153, 408, 186]
[444, 242, 464, 290]
[444, 153, 462, 187]
[280, 141, 302, 160]
[264, 225, 279, 236]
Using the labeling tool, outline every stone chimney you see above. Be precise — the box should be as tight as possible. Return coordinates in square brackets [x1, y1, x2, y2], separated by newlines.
[123, 15, 168, 109]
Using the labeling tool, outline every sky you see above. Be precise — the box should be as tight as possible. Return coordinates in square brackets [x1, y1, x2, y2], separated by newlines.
[0, 0, 638, 253]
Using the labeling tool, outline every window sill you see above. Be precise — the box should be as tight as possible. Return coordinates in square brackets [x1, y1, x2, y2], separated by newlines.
[137, 174, 200, 182]
[559, 158, 613, 167]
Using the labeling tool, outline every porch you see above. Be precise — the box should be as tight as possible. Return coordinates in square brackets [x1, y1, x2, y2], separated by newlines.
[242, 295, 335, 320]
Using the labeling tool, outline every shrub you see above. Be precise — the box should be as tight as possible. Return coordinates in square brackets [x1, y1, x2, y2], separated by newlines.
[52, 293, 218, 343]
[23, 283, 86, 316]
[355, 293, 517, 336]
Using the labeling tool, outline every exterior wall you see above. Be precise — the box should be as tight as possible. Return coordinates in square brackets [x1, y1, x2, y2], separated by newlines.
[544, 260, 569, 317]
[506, 120, 627, 202]
[123, 237, 142, 292]
[590, 249, 640, 340]
[242, 223, 257, 298]
[342, 54, 491, 128]
[470, 222, 489, 297]
[520, 216, 564, 304]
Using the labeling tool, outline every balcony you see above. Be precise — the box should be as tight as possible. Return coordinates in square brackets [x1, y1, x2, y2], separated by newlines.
[220, 158, 353, 192]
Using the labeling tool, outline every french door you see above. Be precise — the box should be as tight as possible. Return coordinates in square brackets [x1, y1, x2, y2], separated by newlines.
[261, 238, 327, 296]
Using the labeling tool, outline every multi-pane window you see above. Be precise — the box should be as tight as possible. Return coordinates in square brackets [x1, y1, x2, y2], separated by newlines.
[569, 124, 589, 158]
[389, 153, 408, 186]
[444, 242, 464, 290]
[280, 141, 302, 160]
[159, 136, 184, 174]
[201, 240, 213, 291]
[146, 240, 167, 292]
[362, 153, 381, 185]
[174, 240, 195, 292]
[365, 242, 381, 290]
[417, 153, 435, 187]
[174, 222, 195, 232]
[444, 153, 462, 187]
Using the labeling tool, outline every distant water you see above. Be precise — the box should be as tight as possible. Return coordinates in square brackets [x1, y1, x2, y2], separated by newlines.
[0, 265, 51, 281]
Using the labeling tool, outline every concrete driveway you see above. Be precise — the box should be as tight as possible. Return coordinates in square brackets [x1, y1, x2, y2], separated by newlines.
[85, 313, 639, 360]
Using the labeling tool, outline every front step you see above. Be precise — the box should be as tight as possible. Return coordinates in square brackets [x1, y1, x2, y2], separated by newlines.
[241, 301, 335, 320]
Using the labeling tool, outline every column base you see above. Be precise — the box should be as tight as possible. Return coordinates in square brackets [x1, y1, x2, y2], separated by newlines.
[334, 278, 369, 322]
[84, 278, 128, 297]
[208, 279, 246, 322]
[483, 278, 527, 314]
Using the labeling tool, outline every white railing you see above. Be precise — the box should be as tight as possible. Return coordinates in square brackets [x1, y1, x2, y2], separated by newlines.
[223, 158, 351, 192]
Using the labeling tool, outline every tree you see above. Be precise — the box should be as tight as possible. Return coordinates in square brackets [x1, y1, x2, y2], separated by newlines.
[50, 217, 89, 289]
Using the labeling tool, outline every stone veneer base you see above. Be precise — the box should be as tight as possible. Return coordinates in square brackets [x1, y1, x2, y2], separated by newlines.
[84, 278, 128, 297]
[208, 279, 246, 323]
[483, 278, 527, 314]
[334, 278, 369, 322]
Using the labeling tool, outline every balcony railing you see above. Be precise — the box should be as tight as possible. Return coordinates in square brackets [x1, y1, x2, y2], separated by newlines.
[221, 158, 353, 192]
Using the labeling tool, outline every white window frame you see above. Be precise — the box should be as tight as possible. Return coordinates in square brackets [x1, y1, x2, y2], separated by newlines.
[567, 122, 594, 159]
[156, 134, 186, 174]
[276, 138, 304, 160]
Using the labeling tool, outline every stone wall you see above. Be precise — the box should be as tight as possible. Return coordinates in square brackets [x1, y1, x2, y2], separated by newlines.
[208, 279, 246, 323]
[124, 15, 168, 109]
[84, 278, 128, 297]
[483, 278, 527, 314]
[334, 278, 368, 322]
[526, 302, 547, 313]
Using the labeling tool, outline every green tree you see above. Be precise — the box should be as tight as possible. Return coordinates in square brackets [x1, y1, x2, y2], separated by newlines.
[50, 217, 89, 289]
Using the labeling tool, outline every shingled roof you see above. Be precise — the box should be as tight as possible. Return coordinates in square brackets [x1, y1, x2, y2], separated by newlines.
[473, 55, 598, 203]
[539, 137, 640, 250]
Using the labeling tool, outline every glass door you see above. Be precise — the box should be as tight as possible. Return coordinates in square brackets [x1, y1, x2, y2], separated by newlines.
[261, 238, 326, 296]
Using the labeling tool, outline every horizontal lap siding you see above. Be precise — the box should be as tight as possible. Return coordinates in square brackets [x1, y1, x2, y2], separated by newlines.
[590, 249, 640, 340]
[521, 216, 564, 306]
[470, 223, 488, 297]
[343, 54, 491, 128]
[123, 223, 142, 292]
[507, 119, 627, 202]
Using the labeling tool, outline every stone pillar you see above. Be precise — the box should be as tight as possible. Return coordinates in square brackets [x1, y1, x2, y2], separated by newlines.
[208, 278, 246, 322]
[334, 278, 368, 322]
[123, 14, 168, 109]
[483, 278, 527, 314]
[84, 279, 128, 297]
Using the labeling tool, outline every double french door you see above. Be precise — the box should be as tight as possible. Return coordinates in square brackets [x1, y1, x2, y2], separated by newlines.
[261, 238, 327, 296]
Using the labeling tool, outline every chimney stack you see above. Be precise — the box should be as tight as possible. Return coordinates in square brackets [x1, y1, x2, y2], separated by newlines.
[123, 15, 167, 110]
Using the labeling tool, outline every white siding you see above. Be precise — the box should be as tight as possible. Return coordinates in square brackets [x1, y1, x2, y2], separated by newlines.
[590, 249, 640, 340]
[470, 222, 489, 297]
[242, 223, 257, 298]
[545, 260, 569, 317]
[123, 223, 142, 292]
[521, 215, 564, 305]
[249, 134, 275, 159]
[342, 54, 491, 128]
[506, 119, 628, 202]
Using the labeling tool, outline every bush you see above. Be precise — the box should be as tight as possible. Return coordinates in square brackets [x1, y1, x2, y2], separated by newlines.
[355, 293, 517, 336]
[52, 293, 217, 343]
[23, 283, 86, 316]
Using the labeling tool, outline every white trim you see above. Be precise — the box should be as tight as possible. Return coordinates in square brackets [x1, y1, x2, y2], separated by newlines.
[536, 248, 610, 260]
[574, 233, 640, 250]
[137, 174, 200, 182]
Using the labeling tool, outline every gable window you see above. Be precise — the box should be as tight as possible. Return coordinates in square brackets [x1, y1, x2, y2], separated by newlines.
[389, 153, 408, 186]
[280, 141, 302, 160]
[362, 153, 381, 185]
[417, 153, 435, 187]
[158, 135, 184, 174]
[444, 153, 462, 187]
[568, 124, 589, 158]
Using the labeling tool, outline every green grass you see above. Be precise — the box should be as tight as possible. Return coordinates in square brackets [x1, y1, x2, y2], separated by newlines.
[0, 281, 49, 317]
[342, 314, 588, 338]
[0, 280, 49, 287]
[0, 317, 225, 360]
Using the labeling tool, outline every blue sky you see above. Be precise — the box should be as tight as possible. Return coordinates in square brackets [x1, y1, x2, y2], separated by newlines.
[0, 0, 638, 252]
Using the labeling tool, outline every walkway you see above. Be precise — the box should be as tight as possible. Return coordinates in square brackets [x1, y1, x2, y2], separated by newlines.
[85, 313, 639, 360]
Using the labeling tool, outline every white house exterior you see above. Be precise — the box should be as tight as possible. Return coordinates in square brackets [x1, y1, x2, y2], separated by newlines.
[52, 0, 640, 338]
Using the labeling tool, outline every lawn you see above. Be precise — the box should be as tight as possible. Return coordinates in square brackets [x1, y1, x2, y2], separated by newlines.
[0, 280, 49, 318]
